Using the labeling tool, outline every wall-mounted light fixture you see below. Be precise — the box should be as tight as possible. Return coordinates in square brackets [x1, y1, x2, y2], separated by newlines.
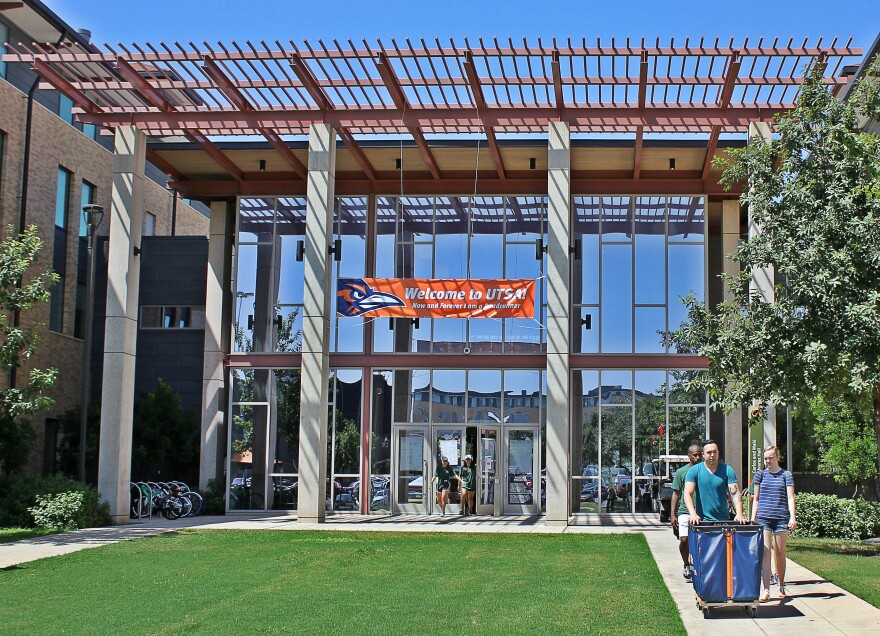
[529, 157, 537, 170]
[669, 157, 676, 170]
[395, 158, 401, 170]
[259, 159, 266, 172]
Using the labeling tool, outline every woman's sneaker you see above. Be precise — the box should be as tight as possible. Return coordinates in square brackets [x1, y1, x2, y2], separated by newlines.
[770, 573, 778, 585]
[683, 565, 693, 581]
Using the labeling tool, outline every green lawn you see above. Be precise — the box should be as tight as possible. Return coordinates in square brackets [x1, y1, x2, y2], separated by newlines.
[0, 527, 56, 544]
[788, 537, 880, 608]
[0, 530, 684, 635]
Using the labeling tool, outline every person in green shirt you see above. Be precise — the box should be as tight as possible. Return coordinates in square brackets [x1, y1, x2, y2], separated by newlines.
[670, 444, 704, 581]
[459, 454, 477, 516]
[429, 456, 461, 516]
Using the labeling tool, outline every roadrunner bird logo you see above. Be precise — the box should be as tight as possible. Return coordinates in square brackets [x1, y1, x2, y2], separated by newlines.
[337, 278, 406, 316]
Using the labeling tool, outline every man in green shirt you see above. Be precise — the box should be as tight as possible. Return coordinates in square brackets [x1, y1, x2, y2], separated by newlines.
[430, 456, 461, 516]
[459, 454, 477, 516]
[670, 444, 703, 581]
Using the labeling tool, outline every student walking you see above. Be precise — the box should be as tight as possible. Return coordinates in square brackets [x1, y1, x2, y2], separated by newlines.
[683, 438, 745, 524]
[750, 445, 796, 602]
[671, 444, 704, 581]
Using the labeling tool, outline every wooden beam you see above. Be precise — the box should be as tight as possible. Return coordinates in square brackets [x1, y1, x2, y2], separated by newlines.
[638, 50, 649, 110]
[290, 52, 375, 180]
[184, 129, 243, 181]
[633, 125, 644, 180]
[552, 50, 564, 110]
[289, 53, 333, 111]
[337, 129, 377, 181]
[0, 2, 25, 10]
[115, 56, 175, 112]
[375, 52, 440, 179]
[32, 58, 101, 114]
[201, 56, 252, 112]
[259, 128, 307, 180]
[146, 148, 183, 182]
[463, 52, 506, 179]
[703, 52, 742, 180]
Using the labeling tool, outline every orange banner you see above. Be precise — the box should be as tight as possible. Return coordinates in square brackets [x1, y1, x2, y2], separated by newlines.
[337, 278, 535, 319]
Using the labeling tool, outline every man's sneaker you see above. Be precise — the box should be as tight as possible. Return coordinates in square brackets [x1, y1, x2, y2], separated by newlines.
[770, 573, 778, 585]
[683, 565, 693, 581]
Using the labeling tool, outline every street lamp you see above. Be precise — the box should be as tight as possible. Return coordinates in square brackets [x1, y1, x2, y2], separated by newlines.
[78, 204, 105, 482]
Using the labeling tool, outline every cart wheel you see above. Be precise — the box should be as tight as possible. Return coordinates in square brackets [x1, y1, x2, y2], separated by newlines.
[702, 608, 710, 619]
[747, 606, 758, 618]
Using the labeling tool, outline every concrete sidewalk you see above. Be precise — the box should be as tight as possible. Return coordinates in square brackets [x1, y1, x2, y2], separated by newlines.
[3, 513, 879, 636]
[643, 528, 880, 635]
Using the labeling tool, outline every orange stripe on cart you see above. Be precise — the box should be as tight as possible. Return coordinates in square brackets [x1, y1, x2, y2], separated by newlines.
[726, 530, 734, 599]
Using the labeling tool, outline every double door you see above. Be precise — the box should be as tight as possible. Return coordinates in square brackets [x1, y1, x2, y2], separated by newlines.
[391, 424, 540, 516]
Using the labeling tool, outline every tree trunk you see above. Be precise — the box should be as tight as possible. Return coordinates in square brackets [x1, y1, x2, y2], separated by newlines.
[872, 384, 880, 501]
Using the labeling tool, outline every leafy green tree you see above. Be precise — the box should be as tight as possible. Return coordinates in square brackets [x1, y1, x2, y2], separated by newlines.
[672, 58, 880, 497]
[0, 226, 59, 475]
[804, 393, 878, 497]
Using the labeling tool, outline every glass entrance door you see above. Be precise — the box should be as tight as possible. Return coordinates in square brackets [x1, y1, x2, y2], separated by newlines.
[477, 426, 500, 515]
[504, 427, 540, 515]
[432, 426, 466, 514]
[391, 426, 428, 514]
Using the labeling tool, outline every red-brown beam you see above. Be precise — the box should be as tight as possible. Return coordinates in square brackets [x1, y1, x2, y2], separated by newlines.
[552, 50, 564, 110]
[375, 52, 441, 179]
[633, 125, 644, 180]
[32, 58, 102, 114]
[185, 129, 243, 181]
[463, 51, 506, 179]
[638, 50, 649, 109]
[0, 2, 25, 10]
[114, 56, 175, 112]
[146, 148, 183, 182]
[702, 52, 741, 180]
[290, 52, 375, 180]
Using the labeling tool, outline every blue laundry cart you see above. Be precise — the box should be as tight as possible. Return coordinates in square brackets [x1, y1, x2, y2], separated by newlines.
[688, 521, 764, 618]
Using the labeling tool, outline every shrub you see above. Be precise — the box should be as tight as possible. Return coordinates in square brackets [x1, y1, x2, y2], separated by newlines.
[794, 493, 880, 540]
[202, 478, 226, 516]
[29, 492, 85, 530]
[0, 474, 111, 529]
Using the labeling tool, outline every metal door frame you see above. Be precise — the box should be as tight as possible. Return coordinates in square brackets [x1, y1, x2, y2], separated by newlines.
[503, 425, 541, 515]
[390, 425, 429, 514]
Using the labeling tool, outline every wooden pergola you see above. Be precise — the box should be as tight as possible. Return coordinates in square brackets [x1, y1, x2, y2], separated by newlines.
[4, 36, 863, 196]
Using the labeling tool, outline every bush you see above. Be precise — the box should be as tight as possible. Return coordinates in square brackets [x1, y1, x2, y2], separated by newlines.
[202, 478, 226, 516]
[0, 474, 111, 529]
[794, 493, 880, 540]
[29, 492, 86, 530]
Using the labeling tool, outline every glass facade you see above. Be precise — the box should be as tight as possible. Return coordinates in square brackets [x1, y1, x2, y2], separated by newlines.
[228, 193, 708, 515]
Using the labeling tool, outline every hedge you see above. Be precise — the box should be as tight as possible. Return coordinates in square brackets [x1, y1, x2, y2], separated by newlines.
[793, 493, 880, 540]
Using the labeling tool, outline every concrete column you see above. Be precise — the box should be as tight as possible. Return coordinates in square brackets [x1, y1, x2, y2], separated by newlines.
[97, 125, 146, 524]
[545, 121, 571, 525]
[297, 123, 336, 523]
[199, 200, 234, 491]
[747, 122, 777, 447]
[721, 199, 744, 478]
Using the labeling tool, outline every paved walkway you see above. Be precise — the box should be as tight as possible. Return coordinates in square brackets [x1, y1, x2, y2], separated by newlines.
[3, 513, 879, 635]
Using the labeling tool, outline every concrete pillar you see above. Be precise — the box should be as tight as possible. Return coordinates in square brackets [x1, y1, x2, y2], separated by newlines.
[97, 125, 146, 524]
[199, 200, 234, 491]
[545, 121, 571, 525]
[297, 123, 336, 523]
[747, 122, 777, 447]
[721, 199, 744, 478]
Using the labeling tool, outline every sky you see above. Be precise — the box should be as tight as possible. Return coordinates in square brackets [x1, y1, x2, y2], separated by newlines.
[46, 0, 880, 52]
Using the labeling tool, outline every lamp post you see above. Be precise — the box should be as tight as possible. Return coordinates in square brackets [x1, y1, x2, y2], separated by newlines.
[78, 203, 105, 482]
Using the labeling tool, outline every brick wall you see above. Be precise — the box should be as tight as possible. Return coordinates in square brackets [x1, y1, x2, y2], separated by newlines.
[0, 76, 209, 474]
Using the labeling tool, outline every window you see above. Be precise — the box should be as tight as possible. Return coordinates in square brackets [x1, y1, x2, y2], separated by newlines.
[0, 21, 7, 79]
[82, 123, 97, 140]
[79, 180, 96, 236]
[144, 211, 156, 237]
[55, 168, 72, 229]
[74, 282, 86, 339]
[49, 276, 64, 333]
[58, 95, 74, 124]
[140, 305, 206, 329]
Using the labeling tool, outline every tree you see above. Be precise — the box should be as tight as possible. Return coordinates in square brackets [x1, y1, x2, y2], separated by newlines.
[672, 58, 880, 497]
[0, 226, 59, 475]
[805, 392, 878, 497]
